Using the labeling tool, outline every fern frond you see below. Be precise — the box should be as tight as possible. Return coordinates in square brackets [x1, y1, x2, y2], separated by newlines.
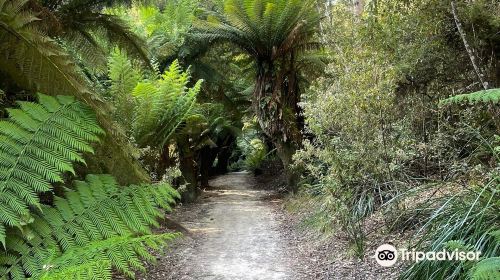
[1, 0, 153, 185]
[192, 0, 320, 59]
[40, 233, 178, 280]
[0, 94, 103, 246]
[108, 49, 141, 131]
[1, 174, 179, 279]
[0, 0, 92, 98]
[469, 257, 500, 280]
[39, 260, 111, 280]
[71, 12, 151, 66]
[133, 60, 203, 148]
[441, 88, 500, 105]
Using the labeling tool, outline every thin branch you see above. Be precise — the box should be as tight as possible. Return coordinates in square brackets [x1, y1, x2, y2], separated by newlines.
[451, 1, 489, 90]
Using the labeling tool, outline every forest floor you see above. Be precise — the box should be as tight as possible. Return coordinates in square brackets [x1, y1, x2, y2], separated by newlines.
[138, 172, 401, 280]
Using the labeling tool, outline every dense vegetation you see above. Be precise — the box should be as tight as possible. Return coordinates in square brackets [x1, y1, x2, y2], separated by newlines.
[0, 0, 498, 279]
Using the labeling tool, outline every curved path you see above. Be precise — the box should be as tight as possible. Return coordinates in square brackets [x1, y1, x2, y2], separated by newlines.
[145, 172, 295, 280]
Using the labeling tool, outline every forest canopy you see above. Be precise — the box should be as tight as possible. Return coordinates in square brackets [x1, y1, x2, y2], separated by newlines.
[0, 0, 499, 279]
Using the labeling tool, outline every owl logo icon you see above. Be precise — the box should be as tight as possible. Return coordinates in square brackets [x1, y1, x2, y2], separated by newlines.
[374, 244, 398, 267]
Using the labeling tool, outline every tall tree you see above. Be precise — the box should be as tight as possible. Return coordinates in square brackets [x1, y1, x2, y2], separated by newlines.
[193, 0, 321, 188]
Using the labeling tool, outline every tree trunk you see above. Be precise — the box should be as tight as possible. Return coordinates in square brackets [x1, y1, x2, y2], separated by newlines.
[253, 59, 302, 191]
[275, 138, 300, 190]
[214, 135, 235, 175]
[199, 146, 217, 188]
[156, 145, 171, 181]
[353, 0, 364, 16]
[179, 149, 198, 202]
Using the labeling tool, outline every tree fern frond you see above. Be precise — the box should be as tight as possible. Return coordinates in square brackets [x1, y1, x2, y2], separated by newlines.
[1, 0, 156, 185]
[107, 49, 141, 131]
[41, 233, 178, 280]
[192, 0, 320, 59]
[0, 0, 93, 99]
[62, 29, 109, 73]
[133, 60, 203, 148]
[441, 88, 500, 105]
[1, 174, 180, 279]
[39, 260, 112, 280]
[0, 94, 103, 247]
[69, 12, 151, 66]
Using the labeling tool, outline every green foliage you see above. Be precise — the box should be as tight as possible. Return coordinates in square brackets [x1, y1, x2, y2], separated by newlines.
[401, 178, 499, 280]
[1, 174, 180, 279]
[133, 60, 203, 148]
[130, 1, 198, 58]
[244, 139, 267, 172]
[0, 0, 92, 98]
[193, 0, 320, 60]
[234, 121, 268, 172]
[441, 88, 500, 105]
[292, 1, 405, 257]
[0, 95, 179, 279]
[293, 0, 500, 265]
[469, 257, 500, 280]
[39, 260, 111, 280]
[0, 0, 153, 185]
[193, 0, 323, 186]
[55, 0, 151, 70]
[0, 94, 104, 247]
[38, 234, 178, 280]
[108, 49, 141, 131]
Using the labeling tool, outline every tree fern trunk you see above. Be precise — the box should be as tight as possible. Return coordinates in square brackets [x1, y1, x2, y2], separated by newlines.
[179, 149, 198, 202]
[253, 59, 302, 190]
[199, 146, 217, 187]
[214, 135, 235, 175]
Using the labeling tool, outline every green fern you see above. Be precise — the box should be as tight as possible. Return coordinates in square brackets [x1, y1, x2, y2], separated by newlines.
[108, 49, 141, 131]
[39, 234, 178, 280]
[469, 257, 500, 280]
[39, 260, 112, 280]
[193, 0, 320, 59]
[1, 174, 180, 279]
[0, 0, 92, 98]
[441, 88, 500, 105]
[133, 60, 203, 148]
[0, 94, 104, 247]
[1, 0, 155, 185]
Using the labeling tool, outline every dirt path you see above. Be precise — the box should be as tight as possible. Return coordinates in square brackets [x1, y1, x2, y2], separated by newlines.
[144, 172, 297, 280]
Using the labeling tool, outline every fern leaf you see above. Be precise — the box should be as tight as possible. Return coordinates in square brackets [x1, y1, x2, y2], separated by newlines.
[1, 174, 180, 279]
[0, 0, 92, 98]
[133, 60, 203, 148]
[441, 88, 500, 105]
[470, 257, 500, 280]
[41, 234, 178, 280]
[0, 94, 103, 246]
[39, 260, 112, 280]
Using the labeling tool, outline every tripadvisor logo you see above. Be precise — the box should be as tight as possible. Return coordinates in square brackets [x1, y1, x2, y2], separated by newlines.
[373, 244, 481, 267]
[374, 244, 398, 267]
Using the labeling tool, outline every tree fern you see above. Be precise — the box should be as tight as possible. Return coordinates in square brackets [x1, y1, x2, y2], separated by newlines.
[0, 0, 93, 99]
[133, 60, 203, 148]
[0, 0, 153, 185]
[108, 49, 141, 131]
[1, 174, 180, 279]
[193, 0, 320, 59]
[441, 88, 500, 105]
[0, 94, 103, 246]
[38, 234, 178, 280]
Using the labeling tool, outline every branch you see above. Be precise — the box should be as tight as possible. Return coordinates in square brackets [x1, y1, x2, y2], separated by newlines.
[451, 1, 489, 90]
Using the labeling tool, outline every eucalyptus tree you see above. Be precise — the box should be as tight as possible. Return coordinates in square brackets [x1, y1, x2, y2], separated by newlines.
[193, 0, 321, 187]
